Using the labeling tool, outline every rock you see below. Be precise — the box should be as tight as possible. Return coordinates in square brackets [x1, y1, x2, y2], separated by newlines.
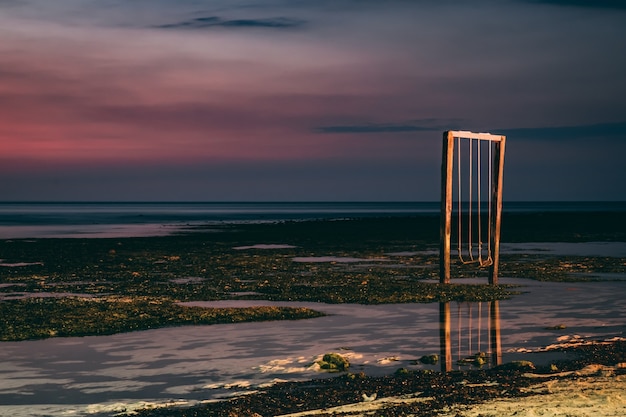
[362, 392, 377, 402]
[419, 354, 439, 365]
[497, 360, 536, 371]
[317, 353, 349, 372]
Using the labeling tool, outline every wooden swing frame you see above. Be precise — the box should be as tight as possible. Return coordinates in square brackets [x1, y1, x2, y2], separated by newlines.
[440, 131, 506, 285]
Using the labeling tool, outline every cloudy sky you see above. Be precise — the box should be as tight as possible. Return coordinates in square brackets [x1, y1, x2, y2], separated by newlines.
[1, 0, 625, 201]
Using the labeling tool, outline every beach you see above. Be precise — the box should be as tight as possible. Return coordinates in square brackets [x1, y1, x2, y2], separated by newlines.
[0, 203, 625, 416]
[438, 368, 626, 417]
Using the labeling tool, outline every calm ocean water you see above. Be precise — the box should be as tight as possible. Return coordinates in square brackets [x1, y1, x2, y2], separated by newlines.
[0, 201, 624, 239]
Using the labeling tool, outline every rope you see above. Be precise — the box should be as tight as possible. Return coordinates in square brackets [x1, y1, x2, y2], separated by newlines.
[477, 140, 494, 267]
[468, 302, 473, 355]
[457, 136, 464, 262]
[468, 139, 473, 261]
[487, 301, 492, 356]
[457, 302, 462, 361]
[477, 302, 482, 353]
[455, 135, 493, 267]
[477, 139, 482, 263]
[478, 140, 493, 267]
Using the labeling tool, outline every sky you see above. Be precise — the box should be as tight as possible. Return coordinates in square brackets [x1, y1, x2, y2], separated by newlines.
[1, 0, 625, 202]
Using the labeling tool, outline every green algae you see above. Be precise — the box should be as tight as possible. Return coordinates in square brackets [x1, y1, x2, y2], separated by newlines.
[317, 353, 350, 372]
[1, 214, 623, 341]
[0, 296, 324, 341]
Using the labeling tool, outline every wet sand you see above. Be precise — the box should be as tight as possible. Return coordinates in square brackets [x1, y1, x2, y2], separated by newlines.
[439, 368, 626, 417]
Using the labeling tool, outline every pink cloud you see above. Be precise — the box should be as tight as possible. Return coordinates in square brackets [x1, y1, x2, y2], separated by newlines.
[0, 21, 439, 168]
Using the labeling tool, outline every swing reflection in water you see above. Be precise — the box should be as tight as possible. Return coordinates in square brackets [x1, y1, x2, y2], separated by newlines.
[439, 300, 502, 372]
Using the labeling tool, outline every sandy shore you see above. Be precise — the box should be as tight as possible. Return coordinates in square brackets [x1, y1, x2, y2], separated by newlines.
[270, 364, 626, 417]
[440, 365, 626, 417]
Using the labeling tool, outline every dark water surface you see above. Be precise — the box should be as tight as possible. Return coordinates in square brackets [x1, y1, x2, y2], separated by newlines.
[1, 201, 624, 239]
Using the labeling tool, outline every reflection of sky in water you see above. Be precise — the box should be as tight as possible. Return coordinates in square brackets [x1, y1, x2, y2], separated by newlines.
[0, 279, 624, 416]
[500, 242, 626, 257]
[0, 224, 189, 239]
[292, 256, 383, 263]
[0, 292, 96, 301]
[376, 242, 626, 258]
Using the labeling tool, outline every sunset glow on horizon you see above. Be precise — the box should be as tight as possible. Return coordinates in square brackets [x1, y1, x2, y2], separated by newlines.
[1, 0, 625, 201]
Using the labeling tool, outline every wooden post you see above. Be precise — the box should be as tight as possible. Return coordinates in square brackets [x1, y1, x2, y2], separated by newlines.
[439, 302, 452, 372]
[488, 137, 506, 285]
[440, 131, 454, 284]
[489, 300, 502, 366]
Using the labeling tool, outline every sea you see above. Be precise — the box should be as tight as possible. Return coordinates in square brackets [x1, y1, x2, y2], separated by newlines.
[0, 201, 624, 239]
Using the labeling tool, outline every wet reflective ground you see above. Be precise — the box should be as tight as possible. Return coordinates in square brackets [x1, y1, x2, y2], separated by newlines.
[0, 277, 624, 416]
[1, 211, 624, 416]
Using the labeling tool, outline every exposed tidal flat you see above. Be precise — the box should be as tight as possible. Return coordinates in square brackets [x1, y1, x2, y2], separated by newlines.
[0, 210, 625, 416]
